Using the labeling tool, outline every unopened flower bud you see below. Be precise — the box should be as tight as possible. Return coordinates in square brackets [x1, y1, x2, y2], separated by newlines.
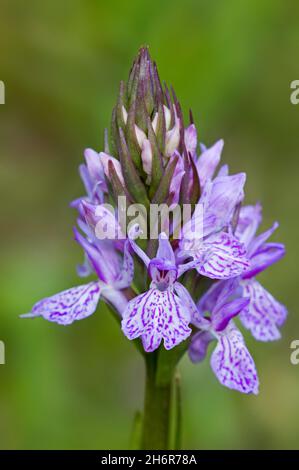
[141, 138, 153, 183]
[99, 152, 125, 186]
[165, 107, 181, 157]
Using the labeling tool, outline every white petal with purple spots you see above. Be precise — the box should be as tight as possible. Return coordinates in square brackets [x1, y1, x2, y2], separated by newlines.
[239, 279, 287, 341]
[193, 232, 250, 279]
[210, 322, 259, 394]
[25, 282, 101, 325]
[121, 288, 191, 352]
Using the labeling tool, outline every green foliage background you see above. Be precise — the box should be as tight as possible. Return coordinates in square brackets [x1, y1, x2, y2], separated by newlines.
[0, 0, 298, 449]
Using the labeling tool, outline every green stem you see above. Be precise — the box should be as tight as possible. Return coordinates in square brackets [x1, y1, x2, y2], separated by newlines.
[141, 353, 175, 449]
[173, 372, 182, 450]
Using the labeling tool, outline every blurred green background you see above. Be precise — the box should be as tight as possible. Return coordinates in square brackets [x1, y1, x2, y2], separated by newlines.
[0, 0, 298, 449]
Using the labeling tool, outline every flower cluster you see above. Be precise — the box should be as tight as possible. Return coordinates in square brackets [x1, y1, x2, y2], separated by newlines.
[24, 48, 287, 394]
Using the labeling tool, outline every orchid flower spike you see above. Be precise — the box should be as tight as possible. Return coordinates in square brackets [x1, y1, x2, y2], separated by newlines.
[24, 47, 287, 406]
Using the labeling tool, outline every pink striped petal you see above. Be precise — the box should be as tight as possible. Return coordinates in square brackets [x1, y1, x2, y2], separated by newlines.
[195, 232, 250, 279]
[211, 323, 259, 394]
[25, 282, 101, 325]
[121, 288, 191, 352]
[239, 279, 287, 341]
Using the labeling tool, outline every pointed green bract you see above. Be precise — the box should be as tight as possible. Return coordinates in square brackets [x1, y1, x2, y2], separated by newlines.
[118, 128, 149, 205]
[151, 155, 179, 204]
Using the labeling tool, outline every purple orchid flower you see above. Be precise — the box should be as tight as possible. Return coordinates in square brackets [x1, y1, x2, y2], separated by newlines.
[235, 204, 287, 341]
[193, 203, 288, 343]
[121, 225, 197, 352]
[22, 229, 133, 325]
[189, 279, 259, 395]
[73, 198, 126, 277]
[179, 171, 250, 279]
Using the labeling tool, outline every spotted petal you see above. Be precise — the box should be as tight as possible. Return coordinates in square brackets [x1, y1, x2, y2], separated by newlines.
[193, 232, 250, 279]
[24, 282, 101, 325]
[121, 288, 191, 352]
[239, 279, 287, 341]
[210, 323, 259, 394]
